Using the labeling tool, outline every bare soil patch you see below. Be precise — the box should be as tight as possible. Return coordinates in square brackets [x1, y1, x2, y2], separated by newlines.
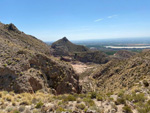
[71, 63, 92, 74]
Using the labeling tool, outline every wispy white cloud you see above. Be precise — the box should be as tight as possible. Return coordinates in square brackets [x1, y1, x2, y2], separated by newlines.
[94, 18, 103, 22]
[108, 15, 118, 19]
[94, 15, 118, 22]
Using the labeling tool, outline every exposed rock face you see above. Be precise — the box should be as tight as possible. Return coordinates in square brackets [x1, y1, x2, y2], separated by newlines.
[0, 67, 17, 91]
[5, 23, 20, 33]
[0, 22, 81, 94]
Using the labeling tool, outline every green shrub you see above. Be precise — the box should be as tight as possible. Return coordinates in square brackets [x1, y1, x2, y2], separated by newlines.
[138, 106, 150, 113]
[76, 103, 85, 110]
[106, 92, 113, 97]
[90, 92, 97, 99]
[78, 94, 86, 98]
[83, 98, 95, 107]
[13, 110, 20, 113]
[124, 94, 133, 101]
[3, 64, 7, 67]
[143, 80, 149, 87]
[115, 97, 126, 105]
[58, 101, 63, 105]
[123, 105, 133, 113]
[137, 102, 150, 113]
[63, 94, 76, 101]
[133, 93, 146, 103]
[56, 107, 65, 113]
[125, 92, 146, 103]
[118, 90, 125, 98]
[35, 101, 44, 108]
[84, 108, 88, 112]
[147, 100, 150, 105]
[96, 95, 103, 101]
[7, 60, 12, 65]
[138, 109, 149, 113]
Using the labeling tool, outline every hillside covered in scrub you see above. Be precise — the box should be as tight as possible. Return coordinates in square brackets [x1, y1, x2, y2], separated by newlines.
[1, 22, 150, 113]
[113, 50, 136, 59]
[92, 49, 150, 93]
[0, 22, 81, 94]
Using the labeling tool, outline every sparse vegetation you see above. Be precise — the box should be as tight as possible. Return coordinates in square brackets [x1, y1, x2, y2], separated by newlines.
[83, 97, 95, 107]
[90, 92, 97, 99]
[76, 103, 85, 110]
[63, 94, 76, 101]
[18, 106, 25, 112]
[96, 95, 103, 101]
[132, 92, 146, 103]
[12, 110, 20, 113]
[115, 97, 126, 105]
[56, 107, 65, 113]
[123, 105, 133, 113]
[35, 101, 44, 108]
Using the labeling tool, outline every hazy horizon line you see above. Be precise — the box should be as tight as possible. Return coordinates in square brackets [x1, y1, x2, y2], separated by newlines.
[44, 36, 150, 42]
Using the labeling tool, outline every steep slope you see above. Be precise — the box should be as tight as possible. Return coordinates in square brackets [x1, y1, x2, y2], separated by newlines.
[0, 22, 81, 94]
[0, 22, 50, 55]
[92, 50, 150, 93]
[51, 37, 89, 56]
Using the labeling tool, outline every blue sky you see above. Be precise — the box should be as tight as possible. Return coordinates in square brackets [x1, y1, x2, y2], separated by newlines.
[0, 0, 150, 41]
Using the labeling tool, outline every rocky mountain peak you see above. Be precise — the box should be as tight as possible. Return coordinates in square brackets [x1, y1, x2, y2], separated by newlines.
[4, 23, 20, 33]
[61, 37, 69, 42]
[8, 23, 17, 30]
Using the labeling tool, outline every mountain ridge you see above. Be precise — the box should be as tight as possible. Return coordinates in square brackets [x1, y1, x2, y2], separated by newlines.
[0, 22, 81, 94]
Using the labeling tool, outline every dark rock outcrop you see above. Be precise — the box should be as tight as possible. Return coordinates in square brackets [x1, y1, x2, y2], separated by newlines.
[5, 23, 20, 33]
